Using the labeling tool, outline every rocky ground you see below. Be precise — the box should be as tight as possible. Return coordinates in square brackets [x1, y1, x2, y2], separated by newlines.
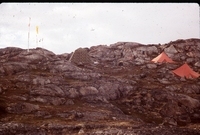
[0, 38, 200, 135]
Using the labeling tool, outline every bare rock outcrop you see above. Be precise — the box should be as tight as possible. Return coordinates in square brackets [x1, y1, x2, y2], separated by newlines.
[0, 38, 200, 134]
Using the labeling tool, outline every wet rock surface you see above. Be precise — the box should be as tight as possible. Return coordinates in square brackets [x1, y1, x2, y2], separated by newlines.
[0, 38, 200, 134]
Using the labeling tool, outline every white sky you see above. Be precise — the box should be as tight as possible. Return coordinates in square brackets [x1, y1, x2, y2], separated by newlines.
[0, 3, 199, 54]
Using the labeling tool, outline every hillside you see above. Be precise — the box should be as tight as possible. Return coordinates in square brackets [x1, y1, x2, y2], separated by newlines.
[0, 38, 200, 134]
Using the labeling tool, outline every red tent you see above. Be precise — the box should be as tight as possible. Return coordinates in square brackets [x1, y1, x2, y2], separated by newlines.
[172, 63, 200, 79]
[151, 52, 175, 63]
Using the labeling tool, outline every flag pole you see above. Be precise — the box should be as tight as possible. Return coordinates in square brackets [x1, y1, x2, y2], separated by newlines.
[36, 34, 38, 46]
[36, 26, 38, 47]
[28, 17, 31, 52]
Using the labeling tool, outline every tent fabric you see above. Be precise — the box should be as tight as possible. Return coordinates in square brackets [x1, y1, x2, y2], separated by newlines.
[151, 52, 175, 63]
[172, 63, 200, 79]
[69, 48, 92, 64]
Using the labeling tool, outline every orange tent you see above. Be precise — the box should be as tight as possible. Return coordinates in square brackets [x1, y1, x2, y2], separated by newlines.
[172, 63, 200, 79]
[151, 52, 175, 63]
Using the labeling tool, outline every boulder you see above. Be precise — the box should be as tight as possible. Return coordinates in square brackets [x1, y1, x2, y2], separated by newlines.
[146, 46, 158, 55]
[122, 48, 134, 61]
[79, 86, 99, 96]
[194, 61, 200, 67]
[33, 77, 51, 86]
[50, 97, 66, 106]
[146, 63, 157, 69]
[2, 62, 29, 75]
[30, 85, 65, 97]
[68, 88, 80, 98]
[6, 103, 39, 114]
[178, 94, 200, 109]
[164, 45, 178, 54]
[98, 82, 120, 100]
[160, 100, 180, 117]
[186, 58, 194, 63]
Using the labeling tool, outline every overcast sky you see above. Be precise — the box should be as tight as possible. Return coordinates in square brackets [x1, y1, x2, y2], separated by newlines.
[0, 3, 199, 54]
